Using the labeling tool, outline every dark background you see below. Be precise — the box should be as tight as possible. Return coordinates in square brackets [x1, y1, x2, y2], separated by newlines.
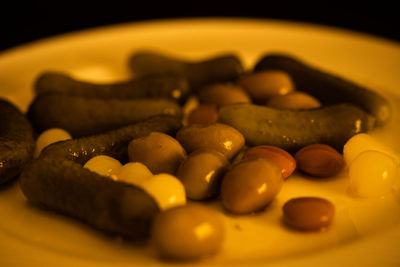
[1, 2, 399, 52]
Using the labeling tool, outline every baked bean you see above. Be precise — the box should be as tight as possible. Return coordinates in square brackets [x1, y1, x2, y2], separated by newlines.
[238, 70, 294, 104]
[176, 123, 244, 160]
[151, 204, 224, 261]
[187, 104, 219, 124]
[128, 131, 186, 174]
[295, 144, 345, 177]
[266, 91, 321, 109]
[221, 157, 283, 214]
[177, 149, 229, 200]
[243, 145, 296, 179]
[283, 197, 335, 231]
[198, 83, 251, 108]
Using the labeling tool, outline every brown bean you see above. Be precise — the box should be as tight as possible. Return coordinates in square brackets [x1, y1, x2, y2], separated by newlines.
[243, 145, 296, 179]
[176, 149, 229, 200]
[282, 197, 335, 231]
[221, 157, 283, 214]
[187, 104, 219, 124]
[176, 123, 245, 160]
[238, 70, 294, 104]
[295, 144, 345, 177]
[128, 131, 186, 174]
[151, 204, 224, 261]
[266, 91, 321, 109]
[197, 83, 251, 108]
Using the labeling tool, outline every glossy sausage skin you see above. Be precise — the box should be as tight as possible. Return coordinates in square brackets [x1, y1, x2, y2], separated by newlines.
[254, 54, 391, 126]
[35, 72, 190, 103]
[218, 103, 374, 153]
[27, 93, 182, 137]
[0, 98, 35, 185]
[129, 51, 244, 90]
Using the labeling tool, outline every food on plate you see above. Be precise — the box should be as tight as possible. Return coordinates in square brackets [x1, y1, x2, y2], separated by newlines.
[294, 144, 345, 177]
[27, 93, 181, 137]
[128, 131, 186, 174]
[35, 72, 190, 103]
[176, 122, 245, 160]
[254, 53, 391, 126]
[187, 104, 219, 124]
[19, 116, 181, 238]
[348, 150, 398, 197]
[176, 149, 229, 200]
[282, 197, 335, 231]
[243, 145, 296, 179]
[128, 51, 244, 90]
[2, 48, 396, 263]
[83, 155, 122, 177]
[0, 98, 35, 185]
[221, 157, 283, 214]
[33, 128, 72, 158]
[218, 103, 374, 152]
[266, 91, 321, 109]
[136, 173, 186, 211]
[197, 82, 251, 108]
[237, 70, 295, 104]
[112, 162, 153, 184]
[21, 157, 160, 239]
[111, 162, 186, 210]
[150, 204, 224, 261]
[343, 133, 400, 165]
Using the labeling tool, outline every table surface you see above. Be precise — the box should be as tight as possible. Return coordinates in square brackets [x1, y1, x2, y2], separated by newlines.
[1, 2, 399, 52]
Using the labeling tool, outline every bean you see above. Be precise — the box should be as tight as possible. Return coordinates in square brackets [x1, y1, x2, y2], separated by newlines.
[295, 144, 345, 177]
[176, 123, 245, 160]
[34, 128, 72, 158]
[238, 70, 294, 104]
[243, 145, 296, 179]
[187, 104, 219, 125]
[348, 150, 398, 197]
[128, 131, 186, 175]
[151, 204, 224, 261]
[198, 82, 251, 108]
[176, 149, 229, 200]
[283, 197, 335, 231]
[254, 53, 391, 126]
[343, 133, 399, 165]
[83, 155, 122, 177]
[221, 157, 283, 214]
[266, 91, 321, 109]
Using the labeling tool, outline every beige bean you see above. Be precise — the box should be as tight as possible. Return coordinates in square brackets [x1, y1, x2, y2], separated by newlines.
[151, 204, 224, 261]
[221, 157, 283, 214]
[176, 123, 245, 160]
[238, 70, 294, 104]
[243, 145, 296, 179]
[187, 104, 219, 124]
[283, 197, 335, 231]
[266, 91, 321, 109]
[295, 144, 345, 177]
[177, 149, 229, 200]
[128, 131, 186, 174]
[198, 83, 251, 108]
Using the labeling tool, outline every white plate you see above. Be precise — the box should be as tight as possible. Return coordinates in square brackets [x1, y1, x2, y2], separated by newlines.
[1, 18, 400, 267]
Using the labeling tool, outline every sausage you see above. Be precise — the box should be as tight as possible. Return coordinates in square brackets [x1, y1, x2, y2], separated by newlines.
[19, 115, 181, 239]
[0, 98, 35, 185]
[254, 53, 391, 126]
